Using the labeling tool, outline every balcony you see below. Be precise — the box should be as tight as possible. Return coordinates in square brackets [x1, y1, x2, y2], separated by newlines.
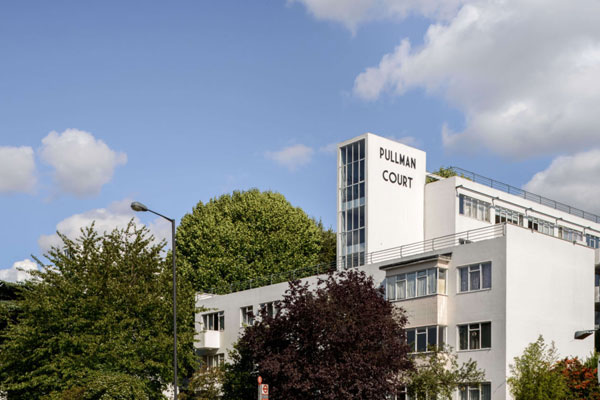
[194, 330, 221, 350]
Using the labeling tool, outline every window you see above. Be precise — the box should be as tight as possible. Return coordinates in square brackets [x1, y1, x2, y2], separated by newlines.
[459, 383, 491, 400]
[259, 301, 279, 318]
[527, 217, 554, 235]
[558, 226, 583, 242]
[241, 306, 254, 326]
[459, 262, 491, 292]
[202, 311, 224, 331]
[586, 234, 600, 249]
[406, 326, 445, 353]
[494, 206, 523, 226]
[339, 139, 366, 268]
[386, 268, 446, 301]
[202, 353, 224, 369]
[458, 322, 491, 350]
[459, 195, 490, 222]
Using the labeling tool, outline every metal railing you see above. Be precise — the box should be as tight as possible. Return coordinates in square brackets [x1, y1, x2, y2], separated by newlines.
[450, 167, 600, 224]
[204, 224, 506, 295]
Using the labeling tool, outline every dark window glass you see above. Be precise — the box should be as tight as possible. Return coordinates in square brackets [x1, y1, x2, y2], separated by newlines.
[359, 206, 365, 228]
[353, 231, 359, 246]
[459, 326, 468, 350]
[359, 140, 365, 159]
[481, 383, 491, 400]
[438, 326, 445, 345]
[353, 184, 358, 201]
[353, 161, 359, 184]
[353, 208, 359, 229]
[470, 266, 480, 290]
[428, 327, 437, 348]
[359, 182, 365, 198]
[481, 323, 491, 348]
[407, 330, 415, 352]
[459, 194, 464, 214]
[359, 160, 365, 181]
[482, 263, 492, 289]
[359, 228, 365, 244]
[341, 147, 346, 164]
[417, 329, 427, 352]
[460, 268, 468, 292]
[347, 209, 353, 231]
[470, 324, 480, 349]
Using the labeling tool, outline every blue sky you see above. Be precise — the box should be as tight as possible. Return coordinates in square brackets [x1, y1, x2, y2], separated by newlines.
[2, 0, 599, 280]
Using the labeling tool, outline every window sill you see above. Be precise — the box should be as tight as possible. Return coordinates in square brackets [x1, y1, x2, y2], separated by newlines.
[457, 288, 491, 295]
[390, 293, 448, 302]
[457, 348, 492, 353]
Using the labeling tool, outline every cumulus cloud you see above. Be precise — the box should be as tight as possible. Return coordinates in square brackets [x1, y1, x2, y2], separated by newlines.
[39, 129, 127, 197]
[266, 144, 315, 171]
[38, 199, 171, 255]
[523, 149, 600, 215]
[0, 146, 36, 193]
[353, 0, 600, 158]
[290, 0, 463, 32]
[0, 259, 38, 283]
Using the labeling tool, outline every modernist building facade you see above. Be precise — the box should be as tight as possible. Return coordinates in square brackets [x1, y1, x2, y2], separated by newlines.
[195, 133, 600, 400]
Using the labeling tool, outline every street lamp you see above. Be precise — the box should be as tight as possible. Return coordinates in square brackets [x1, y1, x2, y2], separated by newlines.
[131, 201, 179, 399]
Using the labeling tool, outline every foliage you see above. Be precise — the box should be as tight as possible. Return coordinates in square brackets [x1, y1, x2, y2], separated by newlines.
[176, 189, 334, 292]
[405, 345, 485, 399]
[179, 366, 225, 400]
[221, 270, 412, 400]
[426, 167, 458, 183]
[0, 222, 196, 399]
[555, 356, 600, 400]
[507, 336, 569, 400]
[0, 280, 27, 347]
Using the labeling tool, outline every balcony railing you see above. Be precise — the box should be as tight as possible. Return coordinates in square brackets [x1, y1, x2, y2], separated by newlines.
[449, 167, 600, 224]
[204, 224, 506, 295]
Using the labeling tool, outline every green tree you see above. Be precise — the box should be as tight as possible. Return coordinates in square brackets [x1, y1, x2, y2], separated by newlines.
[507, 336, 569, 400]
[0, 222, 196, 399]
[406, 345, 485, 399]
[176, 189, 334, 292]
[426, 167, 459, 183]
[179, 366, 225, 400]
[221, 270, 412, 400]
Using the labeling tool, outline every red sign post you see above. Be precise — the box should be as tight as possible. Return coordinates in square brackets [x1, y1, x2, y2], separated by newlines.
[257, 377, 269, 400]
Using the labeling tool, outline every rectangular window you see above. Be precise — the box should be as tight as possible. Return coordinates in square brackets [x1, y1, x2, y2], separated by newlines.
[406, 326, 445, 353]
[586, 234, 600, 249]
[494, 205, 523, 226]
[459, 262, 492, 292]
[386, 268, 445, 301]
[240, 306, 254, 326]
[459, 195, 490, 222]
[202, 353, 224, 369]
[459, 383, 491, 400]
[202, 311, 224, 331]
[458, 322, 491, 350]
[527, 217, 554, 235]
[558, 226, 583, 242]
[259, 301, 278, 318]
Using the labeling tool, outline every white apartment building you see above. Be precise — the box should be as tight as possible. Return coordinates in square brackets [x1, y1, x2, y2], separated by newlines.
[195, 132, 600, 399]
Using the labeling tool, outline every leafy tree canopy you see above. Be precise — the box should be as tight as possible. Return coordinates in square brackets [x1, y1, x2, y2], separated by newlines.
[406, 345, 485, 399]
[176, 189, 335, 292]
[507, 335, 569, 400]
[556, 356, 600, 400]
[0, 222, 196, 399]
[221, 270, 412, 400]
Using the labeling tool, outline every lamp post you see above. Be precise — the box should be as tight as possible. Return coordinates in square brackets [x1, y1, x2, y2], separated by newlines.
[131, 201, 178, 399]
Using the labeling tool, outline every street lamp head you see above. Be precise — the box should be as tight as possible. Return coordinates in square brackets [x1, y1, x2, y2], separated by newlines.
[574, 330, 595, 340]
[131, 201, 149, 212]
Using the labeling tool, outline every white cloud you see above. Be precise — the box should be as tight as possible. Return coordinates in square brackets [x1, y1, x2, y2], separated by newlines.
[265, 144, 315, 171]
[39, 129, 127, 197]
[38, 199, 171, 255]
[0, 259, 38, 283]
[319, 142, 338, 154]
[0, 146, 36, 194]
[290, 0, 464, 32]
[353, 0, 600, 158]
[523, 149, 600, 215]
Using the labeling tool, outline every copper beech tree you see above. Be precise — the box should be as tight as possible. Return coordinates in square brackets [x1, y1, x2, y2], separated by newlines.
[222, 270, 412, 400]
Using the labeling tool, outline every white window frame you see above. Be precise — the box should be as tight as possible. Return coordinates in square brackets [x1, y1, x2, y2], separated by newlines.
[458, 322, 491, 351]
[459, 195, 491, 222]
[458, 262, 492, 293]
[386, 268, 445, 301]
[459, 383, 491, 400]
[240, 305, 254, 326]
[202, 311, 224, 331]
[405, 326, 446, 353]
[202, 353, 224, 369]
[259, 301, 279, 318]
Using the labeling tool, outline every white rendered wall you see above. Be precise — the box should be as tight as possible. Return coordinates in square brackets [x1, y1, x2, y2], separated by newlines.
[504, 224, 595, 397]
[424, 177, 456, 240]
[364, 133, 426, 252]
